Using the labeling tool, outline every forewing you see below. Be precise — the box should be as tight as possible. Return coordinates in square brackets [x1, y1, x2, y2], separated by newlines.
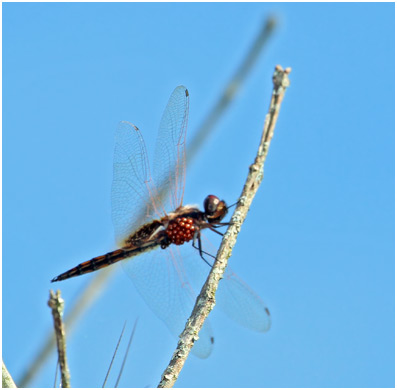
[152, 86, 189, 212]
[111, 121, 157, 246]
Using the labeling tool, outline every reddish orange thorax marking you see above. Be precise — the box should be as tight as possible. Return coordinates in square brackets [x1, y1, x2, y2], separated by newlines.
[166, 217, 197, 245]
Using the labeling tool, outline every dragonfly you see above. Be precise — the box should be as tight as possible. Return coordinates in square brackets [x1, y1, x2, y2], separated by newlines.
[51, 86, 271, 358]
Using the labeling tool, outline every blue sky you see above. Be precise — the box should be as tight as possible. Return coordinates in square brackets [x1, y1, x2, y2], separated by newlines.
[3, 2, 394, 388]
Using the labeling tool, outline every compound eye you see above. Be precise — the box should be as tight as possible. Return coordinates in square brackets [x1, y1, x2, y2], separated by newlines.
[204, 195, 220, 216]
[204, 195, 228, 223]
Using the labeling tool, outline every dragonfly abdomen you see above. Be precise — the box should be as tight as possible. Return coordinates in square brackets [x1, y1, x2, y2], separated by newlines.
[51, 242, 158, 282]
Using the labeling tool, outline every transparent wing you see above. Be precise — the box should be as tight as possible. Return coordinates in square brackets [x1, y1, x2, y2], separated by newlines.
[216, 269, 271, 332]
[182, 249, 271, 333]
[122, 243, 270, 359]
[122, 245, 214, 358]
[112, 86, 189, 245]
[111, 121, 158, 246]
[152, 85, 189, 212]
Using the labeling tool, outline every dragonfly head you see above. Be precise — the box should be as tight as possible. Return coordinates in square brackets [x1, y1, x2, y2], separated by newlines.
[203, 195, 228, 224]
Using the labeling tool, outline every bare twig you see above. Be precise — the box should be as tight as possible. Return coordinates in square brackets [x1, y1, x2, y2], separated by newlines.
[2, 361, 17, 388]
[158, 65, 292, 388]
[19, 267, 113, 387]
[48, 290, 71, 388]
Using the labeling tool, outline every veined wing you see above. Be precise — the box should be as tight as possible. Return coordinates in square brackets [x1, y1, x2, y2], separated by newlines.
[216, 268, 271, 332]
[152, 86, 189, 213]
[122, 239, 270, 359]
[111, 121, 158, 246]
[122, 245, 215, 358]
[181, 247, 271, 333]
[112, 86, 189, 245]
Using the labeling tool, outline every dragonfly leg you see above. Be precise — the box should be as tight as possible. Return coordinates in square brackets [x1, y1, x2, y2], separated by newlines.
[227, 200, 239, 209]
[208, 226, 226, 236]
[215, 221, 231, 227]
[192, 233, 214, 267]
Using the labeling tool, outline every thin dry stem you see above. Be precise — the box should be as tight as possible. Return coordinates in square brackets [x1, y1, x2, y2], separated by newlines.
[187, 15, 277, 164]
[102, 321, 127, 388]
[114, 319, 139, 387]
[158, 65, 291, 388]
[48, 290, 71, 388]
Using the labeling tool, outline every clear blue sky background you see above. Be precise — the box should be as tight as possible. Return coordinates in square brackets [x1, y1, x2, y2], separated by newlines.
[3, 2, 394, 388]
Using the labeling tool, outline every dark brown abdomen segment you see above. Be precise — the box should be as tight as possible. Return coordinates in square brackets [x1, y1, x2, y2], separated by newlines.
[51, 243, 157, 282]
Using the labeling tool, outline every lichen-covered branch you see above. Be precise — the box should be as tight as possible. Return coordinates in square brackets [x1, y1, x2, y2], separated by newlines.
[2, 361, 17, 388]
[158, 65, 291, 388]
[48, 290, 70, 388]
